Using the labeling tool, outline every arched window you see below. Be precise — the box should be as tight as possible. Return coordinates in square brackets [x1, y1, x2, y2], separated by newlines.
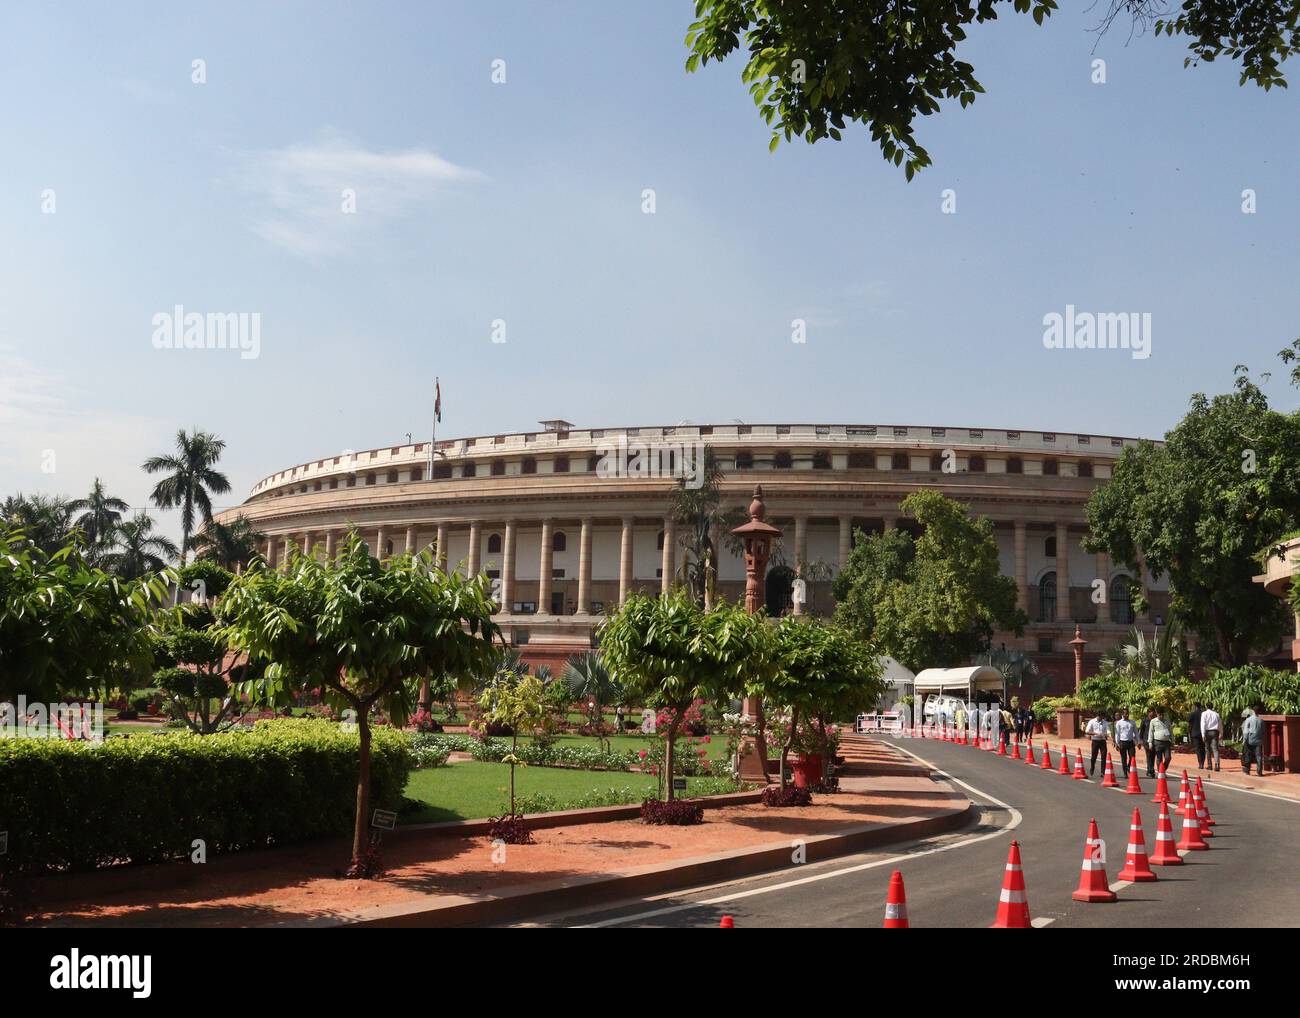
[552, 531, 567, 552]
[1006, 456, 1023, 474]
[384, 538, 394, 557]
[969, 455, 986, 472]
[1045, 535, 1056, 559]
[1043, 458, 1059, 476]
[1110, 575, 1135, 624]
[735, 452, 754, 469]
[554, 456, 570, 473]
[656, 529, 665, 550]
[491, 460, 505, 476]
[891, 452, 909, 470]
[521, 457, 537, 474]
[774, 451, 792, 469]
[1038, 571, 1057, 622]
[487, 533, 502, 554]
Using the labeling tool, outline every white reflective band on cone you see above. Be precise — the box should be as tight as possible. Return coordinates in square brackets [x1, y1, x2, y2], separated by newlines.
[885, 904, 906, 919]
[999, 890, 1027, 903]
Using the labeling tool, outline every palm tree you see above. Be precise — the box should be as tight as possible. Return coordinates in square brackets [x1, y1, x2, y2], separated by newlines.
[976, 646, 1044, 701]
[0, 493, 77, 554]
[190, 514, 266, 571]
[142, 429, 231, 566]
[669, 450, 748, 608]
[1101, 623, 1194, 680]
[103, 511, 179, 579]
[563, 651, 624, 726]
[68, 478, 129, 562]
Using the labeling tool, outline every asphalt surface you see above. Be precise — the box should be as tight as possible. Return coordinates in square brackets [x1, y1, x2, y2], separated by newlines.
[515, 736, 1300, 928]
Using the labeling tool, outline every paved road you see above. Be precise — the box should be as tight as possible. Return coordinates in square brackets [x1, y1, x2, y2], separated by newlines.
[517, 736, 1300, 928]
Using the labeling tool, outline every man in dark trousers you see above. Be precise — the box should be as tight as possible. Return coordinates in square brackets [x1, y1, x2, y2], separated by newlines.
[1188, 703, 1205, 770]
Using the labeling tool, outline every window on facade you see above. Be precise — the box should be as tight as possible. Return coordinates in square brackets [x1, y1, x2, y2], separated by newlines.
[848, 452, 874, 469]
[1006, 457, 1023, 474]
[365, 473, 376, 486]
[1043, 458, 1059, 476]
[1110, 576, 1135, 624]
[346, 476, 357, 487]
[969, 455, 986, 472]
[387, 470, 398, 483]
[656, 529, 665, 550]
[774, 451, 793, 469]
[487, 534, 502, 554]
[522, 458, 537, 474]
[929, 452, 945, 471]
[735, 452, 754, 469]
[1045, 535, 1056, 559]
[1038, 572, 1057, 622]
[489, 459, 504, 476]
[812, 450, 831, 469]
[329, 479, 338, 490]
[891, 452, 909, 470]
[433, 463, 451, 479]
[410, 466, 423, 482]
[588, 455, 601, 472]
[1078, 460, 1093, 478]
[553, 531, 567, 552]
[554, 456, 570, 473]
[463, 462, 477, 478]
[314, 481, 322, 491]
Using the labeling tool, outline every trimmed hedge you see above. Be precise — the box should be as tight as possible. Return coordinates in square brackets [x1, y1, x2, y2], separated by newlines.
[0, 719, 412, 873]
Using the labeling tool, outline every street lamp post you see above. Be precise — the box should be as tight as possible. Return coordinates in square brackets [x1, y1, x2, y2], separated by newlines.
[1070, 624, 1088, 696]
[732, 485, 782, 783]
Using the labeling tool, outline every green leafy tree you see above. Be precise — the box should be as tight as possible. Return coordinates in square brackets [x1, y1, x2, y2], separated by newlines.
[190, 514, 267, 572]
[0, 494, 76, 556]
[1084, 368, 1300, 665]
[479, 673, 549, 817]
[669, 449, 748, 607]
[101, 511, 179, 579]
[833, 491, 1025, 671]
[600, 592, 775, 799]
[68, 478, 129, 563]
[685, 1, 1295, 176]
[217, 532, 501, 874]
[0, 526, 166, 704]
[753, 618, 884, 788]
[142, 429, 231, 568]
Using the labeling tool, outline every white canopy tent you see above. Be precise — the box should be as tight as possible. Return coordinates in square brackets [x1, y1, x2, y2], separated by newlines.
[913, 665, 1006, 706]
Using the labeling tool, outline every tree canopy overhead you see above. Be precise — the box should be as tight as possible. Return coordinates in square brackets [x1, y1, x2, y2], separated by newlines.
[685, 1, 1296, 177]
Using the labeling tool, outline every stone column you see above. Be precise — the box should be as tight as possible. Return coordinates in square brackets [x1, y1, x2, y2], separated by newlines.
[282, 535, 293, 563]
[793, 516, 808, 616]
[324, 530, 336, 561]
[405, 526, 416, 556]
[1095, 550, 1111, 623]
[577, 517, 593, 613]
[619, 516, 634, 604]
[265, 538, 277, 568]
[538, 520, 554, 614]
[304, 533, 316, 560]
[467, 521, 482, 576]
[501, 520, 517, 610]
[436, 523, 449, 571]
[838, 515, 852, 573]
[661, 515, 676, 594]
[1055, 522, 1070, 622]
[1014, 520, 1028, 613]
[376, 526, 388, 562]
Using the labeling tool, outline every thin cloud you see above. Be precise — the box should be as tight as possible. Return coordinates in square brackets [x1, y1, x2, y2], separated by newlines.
[235, 131, 485, 259]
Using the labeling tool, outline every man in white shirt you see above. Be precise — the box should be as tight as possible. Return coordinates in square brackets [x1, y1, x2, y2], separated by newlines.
[1113, 709, 1138, 778]
[1085, 713, 1111, 778]
[1200, 704, 1223, 772]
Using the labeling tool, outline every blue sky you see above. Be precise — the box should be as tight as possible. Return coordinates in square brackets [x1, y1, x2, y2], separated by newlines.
[1, 2, 1297, 535]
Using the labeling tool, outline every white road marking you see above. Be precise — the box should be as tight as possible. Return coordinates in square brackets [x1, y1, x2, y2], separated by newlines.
[1031, 917, 1056, 928]
[576, 741, 1020, 928]
[1110, 880, 1132, 892]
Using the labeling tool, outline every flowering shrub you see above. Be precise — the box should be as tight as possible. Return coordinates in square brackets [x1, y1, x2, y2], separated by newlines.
[656, 699, 708, 736]
[487, 813, 533, 844]
[408, 734, 453, 769]
[409, 708, 442, 734]
[640, 798, 704, 825]
[761, 785, 813, 808]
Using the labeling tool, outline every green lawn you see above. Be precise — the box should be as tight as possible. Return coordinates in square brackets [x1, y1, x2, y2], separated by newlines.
[401, 761, 732, 824]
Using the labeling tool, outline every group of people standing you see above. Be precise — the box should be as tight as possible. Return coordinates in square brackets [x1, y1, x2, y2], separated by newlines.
[1082, 702, 1269, 779]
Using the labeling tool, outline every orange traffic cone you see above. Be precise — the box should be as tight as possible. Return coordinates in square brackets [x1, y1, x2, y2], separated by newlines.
[997, 735, 1007, 756]
[972, 731, 981, 749]
[1192, 782, 1213, 838]
[719, 915, 734, 928]
[1117, 807, 1158, 882]
[1072, 749, 1088, 780]
[1024, 741, 1036, 765]
[1195, 777, 1216, 826]
[1101, 755, 1118, 787]
[1176, 792, 1209, 851]
[1071, 818, 1118, 902]
[1151, 765, 1171, 805]
[1175, 771, 1190, 816]
[1150, 803, 1184, 866]
[1058, 747, 1072, 775]
[990, 841, 1033, 928]
[1124, 763, 1143, 795]
[1012, 739, 1022, 760]
[884, 870, 909, 928]
[1040, 743, 1053, 770]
